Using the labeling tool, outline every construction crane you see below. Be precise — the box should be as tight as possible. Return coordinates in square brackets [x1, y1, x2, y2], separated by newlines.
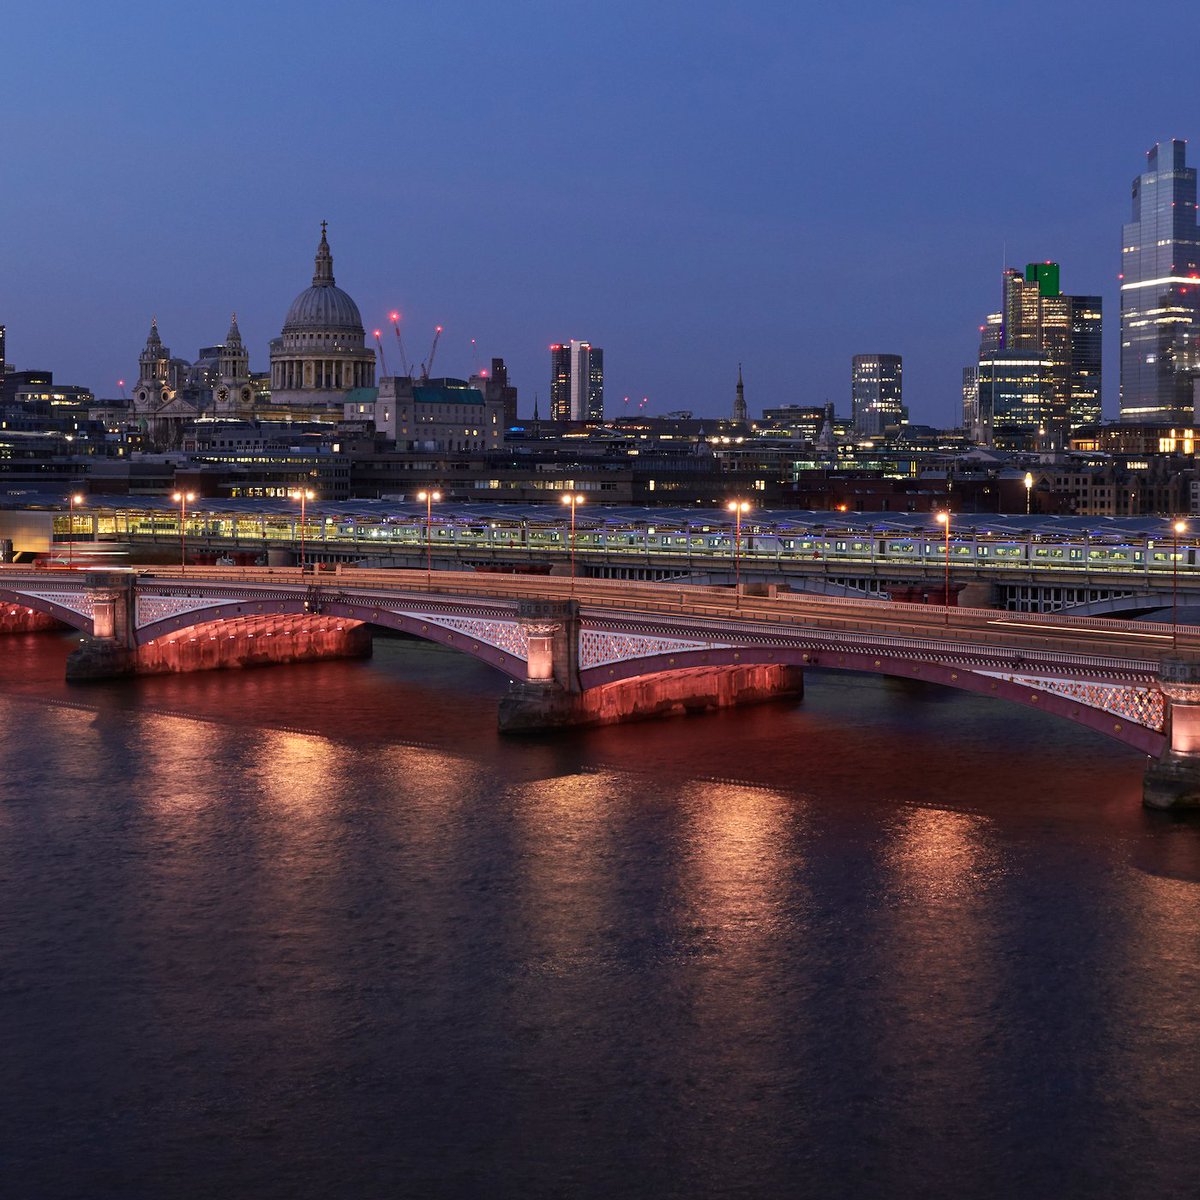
[389, 311, 412, 377]
[373, 329, 388, 377]
[420, 325, 443, 381]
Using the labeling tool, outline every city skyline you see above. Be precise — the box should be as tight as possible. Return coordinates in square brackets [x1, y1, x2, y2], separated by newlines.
[2, 1, 1196, 424]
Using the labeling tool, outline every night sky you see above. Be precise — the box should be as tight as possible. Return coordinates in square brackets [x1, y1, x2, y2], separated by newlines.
[2, 0, 1196, 423]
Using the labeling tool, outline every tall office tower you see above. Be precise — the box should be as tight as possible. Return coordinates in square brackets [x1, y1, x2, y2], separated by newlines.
[549, 340, 603, 421]
[1069, 294, 1103, 428]
[851, 353, 904, 437]
[733, 363, 747, 422]
[976, 263, 1101, 443]
[962, 365, 980, 438]
[1120, 139, 1200, 423]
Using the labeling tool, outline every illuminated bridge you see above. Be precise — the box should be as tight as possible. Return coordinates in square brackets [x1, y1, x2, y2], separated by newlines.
[3, 563, 1200, 809]
[14, 500, 1200, 618]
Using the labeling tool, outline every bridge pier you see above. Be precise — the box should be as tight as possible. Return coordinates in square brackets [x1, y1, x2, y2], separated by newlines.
[1144, 660, 1200, 810]
[65, 571, 372, 681]
[498, 599, 804, 732]
[66, 572, 137, 681]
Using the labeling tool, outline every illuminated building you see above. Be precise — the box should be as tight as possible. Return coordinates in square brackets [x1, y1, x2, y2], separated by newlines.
[269, 223, 376, 411]
[969, 264, 1101, 444]
[1120, 139, 1200, 423]
[851, 354, 905, 437]
[976, 352, 1052, 448]
[549, 340, 603, 421]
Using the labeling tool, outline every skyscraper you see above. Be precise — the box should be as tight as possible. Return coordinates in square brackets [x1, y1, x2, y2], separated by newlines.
[1119, 139, 1200, 423]
[971, 263, 1101, 444]
[549, 340, 603, 421]
[851, 353, 904, 437]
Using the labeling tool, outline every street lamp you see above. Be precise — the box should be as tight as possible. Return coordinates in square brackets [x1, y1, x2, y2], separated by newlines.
[1173, 518, 1187, 649]
[289, 487, 316, 571]
[66, 492, 84, 568]
[726, 499, 751, 604]
[417, 489, 441, 584]
[1024, 471, 1034, 516]
[171, 491, 196, 573]
[935, 510, 951, 622]
[561, 493, 585, 593]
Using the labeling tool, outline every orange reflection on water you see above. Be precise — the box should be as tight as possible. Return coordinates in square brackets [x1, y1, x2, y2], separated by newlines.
[511, 770, 622, 971]
[678, 781, 796, 953]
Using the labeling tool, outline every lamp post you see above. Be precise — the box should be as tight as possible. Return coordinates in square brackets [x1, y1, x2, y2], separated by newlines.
[935, 510, 951, 622]
[289, 487, 316, 571]
[66, 492, 84, 568]
[1173, 518, 1187, 649]
[417, 489, 441, 584]
[171, 491, 195, 573]
[561, 493, 585, 594]
[726, 499, 751, 604]
[1024, 471, 1034, 516]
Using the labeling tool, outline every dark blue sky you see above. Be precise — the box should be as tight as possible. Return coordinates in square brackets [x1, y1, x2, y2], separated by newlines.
[2, 0, 1196, 423]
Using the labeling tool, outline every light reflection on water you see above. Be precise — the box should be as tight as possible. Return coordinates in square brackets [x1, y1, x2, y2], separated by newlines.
[1, 632, 1199, 1198]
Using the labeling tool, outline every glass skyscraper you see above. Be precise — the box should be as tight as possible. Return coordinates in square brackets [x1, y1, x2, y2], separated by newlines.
[1119, 139, 1200, 423]
[549, 340, 603, 422]
[851, 353, 904, 437]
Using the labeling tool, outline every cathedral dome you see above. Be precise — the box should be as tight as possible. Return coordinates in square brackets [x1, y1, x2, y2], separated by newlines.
[281, 224, 364, 334]
[283, 284, 363, 333]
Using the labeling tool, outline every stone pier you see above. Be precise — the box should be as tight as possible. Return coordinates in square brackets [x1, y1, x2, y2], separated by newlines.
[1143, 659, 1200, 809]
[498, 598, 803, 731]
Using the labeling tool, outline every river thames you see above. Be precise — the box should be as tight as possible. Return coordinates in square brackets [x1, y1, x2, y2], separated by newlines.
[2, 630, 1199, 1198]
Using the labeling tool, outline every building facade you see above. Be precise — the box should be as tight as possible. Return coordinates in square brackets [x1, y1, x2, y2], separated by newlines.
[1120, 139, 1200, 423]
[851, 353, 904, 437]
[356, 376, 505, 452]
[549, 340, 603, 421]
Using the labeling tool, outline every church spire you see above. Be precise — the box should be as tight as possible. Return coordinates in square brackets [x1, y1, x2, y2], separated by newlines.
[733, 362, 747, 423]
[312, 220, 335, 286]
[225, 312, 243, 347]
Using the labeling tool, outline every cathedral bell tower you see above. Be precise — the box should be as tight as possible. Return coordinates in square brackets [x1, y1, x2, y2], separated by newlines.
[134, 318, 173, 409]
[214, 313, 253, 412]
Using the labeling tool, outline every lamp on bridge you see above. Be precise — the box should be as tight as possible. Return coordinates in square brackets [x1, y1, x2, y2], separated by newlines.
[288, 488, 317, 571]
[171, 491, 196, 574]
[66, 492, 84, 569]
[1024, 472, 1034, 516]
[726, 499, 751, 605]
[1173, 518, 1187, 649]
[935, 510, 951, 622]
[417, 490, 441, 585]
[561, 493, 585, 594]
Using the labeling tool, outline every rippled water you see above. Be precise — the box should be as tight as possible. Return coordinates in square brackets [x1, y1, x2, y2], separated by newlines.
[2, 631, 1199, 1199]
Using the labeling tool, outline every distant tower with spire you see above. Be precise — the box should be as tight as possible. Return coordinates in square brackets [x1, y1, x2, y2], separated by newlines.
[733, 363, 747, 423]
[215, 313, 253, 412]
[134, 317, 172, 409]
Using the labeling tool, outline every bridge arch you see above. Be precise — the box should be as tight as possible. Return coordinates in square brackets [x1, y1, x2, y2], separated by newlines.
[136, 595, 529, 681]
[0, 587, 90, 632]
[580, 644, 1165, 755]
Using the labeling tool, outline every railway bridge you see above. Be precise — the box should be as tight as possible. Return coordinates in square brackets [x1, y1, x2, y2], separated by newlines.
[3, 564, 1200, 809]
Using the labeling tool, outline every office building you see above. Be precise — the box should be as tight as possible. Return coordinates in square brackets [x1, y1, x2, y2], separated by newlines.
[549, 340, 603, 421]
[851, 353, 904, 437]
[969, 263, 1101, 445]
[976, 352, 1052, 448]
[1120, 139, 1200, 423]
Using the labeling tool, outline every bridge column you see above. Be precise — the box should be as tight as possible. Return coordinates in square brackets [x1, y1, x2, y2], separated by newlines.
[1144, 659, 1200, 809]
[66, 571, 137, 681]
[498, 600, 583, 732]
